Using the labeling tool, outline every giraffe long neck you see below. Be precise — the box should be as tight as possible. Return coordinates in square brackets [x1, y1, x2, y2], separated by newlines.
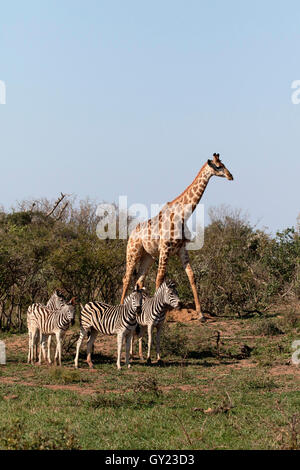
[169, 163, 212, 215]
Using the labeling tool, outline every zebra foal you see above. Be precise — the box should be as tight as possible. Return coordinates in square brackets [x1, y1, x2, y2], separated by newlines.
[27, 297, 76, 366]
[128, 280, 181, 363]
[74, 287, 143, 370]
[27, 289, 68, 363]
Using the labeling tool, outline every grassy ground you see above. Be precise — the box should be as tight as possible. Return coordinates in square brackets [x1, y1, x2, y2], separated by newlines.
[0, 306, 300, 450]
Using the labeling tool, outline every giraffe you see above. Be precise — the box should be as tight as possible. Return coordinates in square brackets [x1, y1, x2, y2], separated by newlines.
[120, 153, 234, 320]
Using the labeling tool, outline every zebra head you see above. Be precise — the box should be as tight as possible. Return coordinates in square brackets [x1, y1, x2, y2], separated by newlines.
[159, 280, 181, 309]
[61, 297, 76, 325]
[47, 289, 67, 310]
[130, 286, 144, 315]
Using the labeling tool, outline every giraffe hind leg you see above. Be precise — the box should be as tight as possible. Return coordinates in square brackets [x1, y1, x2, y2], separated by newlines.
[136, 253, 154, 289]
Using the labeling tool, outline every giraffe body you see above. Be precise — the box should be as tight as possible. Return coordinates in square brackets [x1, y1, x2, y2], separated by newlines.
[120, 154, 233, 319]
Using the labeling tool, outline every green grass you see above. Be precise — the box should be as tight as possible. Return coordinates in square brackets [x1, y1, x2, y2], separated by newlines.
[0, 376, 299, 450]
[0, 309, 299, 450]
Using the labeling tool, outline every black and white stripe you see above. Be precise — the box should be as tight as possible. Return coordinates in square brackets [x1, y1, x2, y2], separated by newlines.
[27, 289, 68, 363]
[45, 289, 68, 360]
[128, 279, 181, 363]
[46, 289, 67, 310]
[27, 297, 75, 366]
[74, 287, 143, 370]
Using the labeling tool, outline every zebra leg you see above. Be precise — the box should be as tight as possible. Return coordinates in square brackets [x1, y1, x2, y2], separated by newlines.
[130, 333, 134, 359]
[116, 332, 125, 370]
[54, 331, 64, 366]
[86, 329, 98, 369]
[34, 333, 38, 362]
[41, 335, 48, 364]
[156, 322, 164, 362]
[138, 326, 146, 361]
[29, 328, 38, 364]
[125, 333, 132, 369]
[138, 337, 143, 361]
[38, 332, 45, 365]
[74, 327, 86, 369]
[28, 331, 32, 364]
[47, 335, 52, 364]
[146, 324, 154, 364]
[28, 330, 32, 363]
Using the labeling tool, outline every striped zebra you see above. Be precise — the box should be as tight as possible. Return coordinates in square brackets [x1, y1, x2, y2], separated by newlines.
[128, 280, 181, 363]
[27, 297, 76, 366]
[45, 289, 68, 361]
[46, 289, 67, 310]
[74, 287, 143, 370]
[27, 289, 68, 363]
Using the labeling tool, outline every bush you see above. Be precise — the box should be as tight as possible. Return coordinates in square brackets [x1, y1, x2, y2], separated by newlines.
[0, 199, 299, 330]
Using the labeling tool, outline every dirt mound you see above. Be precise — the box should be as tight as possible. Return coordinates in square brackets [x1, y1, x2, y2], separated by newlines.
[167, 308, 199, 322]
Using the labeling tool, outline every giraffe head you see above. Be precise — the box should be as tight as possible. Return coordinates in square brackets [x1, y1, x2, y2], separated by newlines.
[207, 153, 233, 180]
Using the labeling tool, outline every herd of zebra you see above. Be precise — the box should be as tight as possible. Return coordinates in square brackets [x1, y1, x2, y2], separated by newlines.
[26, 280, 181, 370]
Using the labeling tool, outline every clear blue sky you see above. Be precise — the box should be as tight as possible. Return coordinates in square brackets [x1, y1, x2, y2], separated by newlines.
[0, 0, 299, 233]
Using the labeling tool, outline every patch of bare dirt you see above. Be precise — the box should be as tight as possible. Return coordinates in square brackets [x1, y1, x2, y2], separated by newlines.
[268, 364, 300, 379]
[167, 308, 200, 322]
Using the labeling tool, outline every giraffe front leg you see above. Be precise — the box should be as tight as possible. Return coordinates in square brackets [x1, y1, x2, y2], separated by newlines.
[155, 244, 170, 289]
[179, 247, 205, 321]
[121, 241, 144, 304]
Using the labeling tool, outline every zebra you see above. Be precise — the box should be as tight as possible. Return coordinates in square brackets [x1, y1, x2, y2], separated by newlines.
[27, 297, 76, 366]
[74, 286, 143, 370]
[127, 279, 181, 363]
[45, 289, 68, 362]
[46, 289, 67, 310]
[27, 289, 68, 363]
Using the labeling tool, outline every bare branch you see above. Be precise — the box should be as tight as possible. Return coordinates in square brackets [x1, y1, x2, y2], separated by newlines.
[46, 193, 68, 218]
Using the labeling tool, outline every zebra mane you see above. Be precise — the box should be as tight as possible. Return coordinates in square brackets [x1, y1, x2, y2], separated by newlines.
[46, 289, 68, 310]
[163, 279, 176, 289]
[124, 288, 148, 305]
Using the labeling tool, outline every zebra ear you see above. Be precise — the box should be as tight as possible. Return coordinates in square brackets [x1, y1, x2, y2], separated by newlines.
[69, 297, 76, 305]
